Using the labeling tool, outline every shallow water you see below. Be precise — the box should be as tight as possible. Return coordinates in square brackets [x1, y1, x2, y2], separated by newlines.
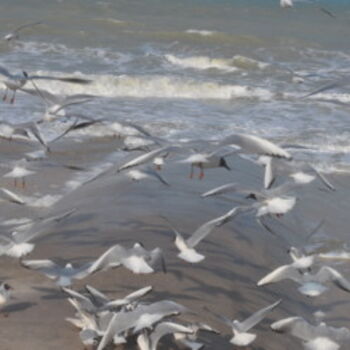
[1, 0, 350, 173]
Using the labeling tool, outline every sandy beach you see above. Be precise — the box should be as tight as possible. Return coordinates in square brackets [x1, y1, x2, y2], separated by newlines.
[0, 135, 348, 350]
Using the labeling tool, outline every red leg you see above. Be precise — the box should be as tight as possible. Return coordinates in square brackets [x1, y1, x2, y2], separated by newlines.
[199, 164, 204, 180]
[10, 90, 16, 104]
[2, 88, 8, 102]
[189, 164, 194, 179]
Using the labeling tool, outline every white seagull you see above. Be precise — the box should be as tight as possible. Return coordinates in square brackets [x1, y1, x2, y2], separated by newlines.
[258, 265, 350, 297]
[3, 22, 43, 42]
[210, 299, 281, 346]
[20, 259, 96, 287]
[163, 208, 244, 263]
[0, 65, 92, 103]
[271, 316, 350, 350]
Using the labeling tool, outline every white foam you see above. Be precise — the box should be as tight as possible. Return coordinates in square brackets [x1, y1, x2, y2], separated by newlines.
[27, 71, 274, 101]
[185, 29, 215, 36]
[165, 54, 238, 72]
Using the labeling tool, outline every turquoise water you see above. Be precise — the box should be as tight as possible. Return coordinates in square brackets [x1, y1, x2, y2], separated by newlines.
[1, 0, 350, 172]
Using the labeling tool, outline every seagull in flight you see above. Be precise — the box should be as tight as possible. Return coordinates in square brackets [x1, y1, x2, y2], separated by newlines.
[3, 22, 43, 42]
[207, 299, 281, 346]
[0, 65, 92, 103]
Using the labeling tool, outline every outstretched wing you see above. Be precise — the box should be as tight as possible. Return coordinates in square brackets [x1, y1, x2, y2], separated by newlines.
[238, 299, 281, 332]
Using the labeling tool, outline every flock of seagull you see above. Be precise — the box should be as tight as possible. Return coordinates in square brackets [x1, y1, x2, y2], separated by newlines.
[0, 11, 349, 350]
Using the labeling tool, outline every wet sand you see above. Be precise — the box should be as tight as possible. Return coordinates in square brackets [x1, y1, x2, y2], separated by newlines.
[0, 136, 349, 350]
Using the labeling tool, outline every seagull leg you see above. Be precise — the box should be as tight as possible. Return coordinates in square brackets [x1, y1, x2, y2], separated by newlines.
[10, 90, 16, 104]
[189, 164, 194, 179]
[198, 164, 204, 180]
[22, 178, 26, 189]
[2, 88, 8, 102]
[14, 178, 17, 188]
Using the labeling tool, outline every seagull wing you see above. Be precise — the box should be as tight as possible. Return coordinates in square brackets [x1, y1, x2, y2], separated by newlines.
[13, 22, 43, 34]
[257, 264, 302, 286]
[315, 266, 350, 292]
[219, 133, 292, 160]
[21, 259, 60, 278]
[84, 284, 109, 305]
[0, 66, 12, 78]
[0, 188, 26, 205]
[186, 215, 226, 248]
[142, 166, 170, 186]
[238, 299, 281, 332]
[13, 208, 76, 244]
[201, 183, 239, 198]
[306, 163, 335, 191]
[150, 322, 193, 349]
[303, 77, 350, 98]
[271, 316, 318, 341]
[28, 74, 92, 85]
[118, 145, 181, 172]
[87, 244, 125, 274]
[125, 286, 153, 302]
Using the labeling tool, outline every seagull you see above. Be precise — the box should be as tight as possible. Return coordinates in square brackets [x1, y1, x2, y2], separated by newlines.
[218, 133, 292, 160]
[178, 152, 231, 179]
[173, 322, 219, 350]
[20, 87, 97, 122]
[271, 316, 350, 349]
[117, 145, 181, 172]
[65, 297, 114, 346]
[202, 182, 297, 220]
[3, 159, 36, 188]
[97, 300, 187, 350]
[0, 188, 26, 205]
[0, 120, 49, 151]
[20, 259, 96, 287]
[303, 76, 350, 99]
[3, 22, 43, 42]
[137, 321, 194, 350]
[0, 282, 13, 309]
[258, 265, 350, 297]
[0, 65, 92, 103]
[280, 0, 293, 8]
[208, 299, 281, 346]
[0, 208, 76, 258]
[126, 166, 170, 186]
[162, 208, 243, 263]
[84, 285, 152, 312]
[88, 242, 166, 274]
[258, 156, 335, 191]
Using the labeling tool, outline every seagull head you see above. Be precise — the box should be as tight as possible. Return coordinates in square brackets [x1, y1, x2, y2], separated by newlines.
[2, 283, 13, 291]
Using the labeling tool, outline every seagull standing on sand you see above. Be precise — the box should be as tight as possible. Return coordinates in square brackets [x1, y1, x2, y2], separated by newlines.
[0, 282, 13, 310]
[178, 152, 231, 179]
[3, 159, 36, 188]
